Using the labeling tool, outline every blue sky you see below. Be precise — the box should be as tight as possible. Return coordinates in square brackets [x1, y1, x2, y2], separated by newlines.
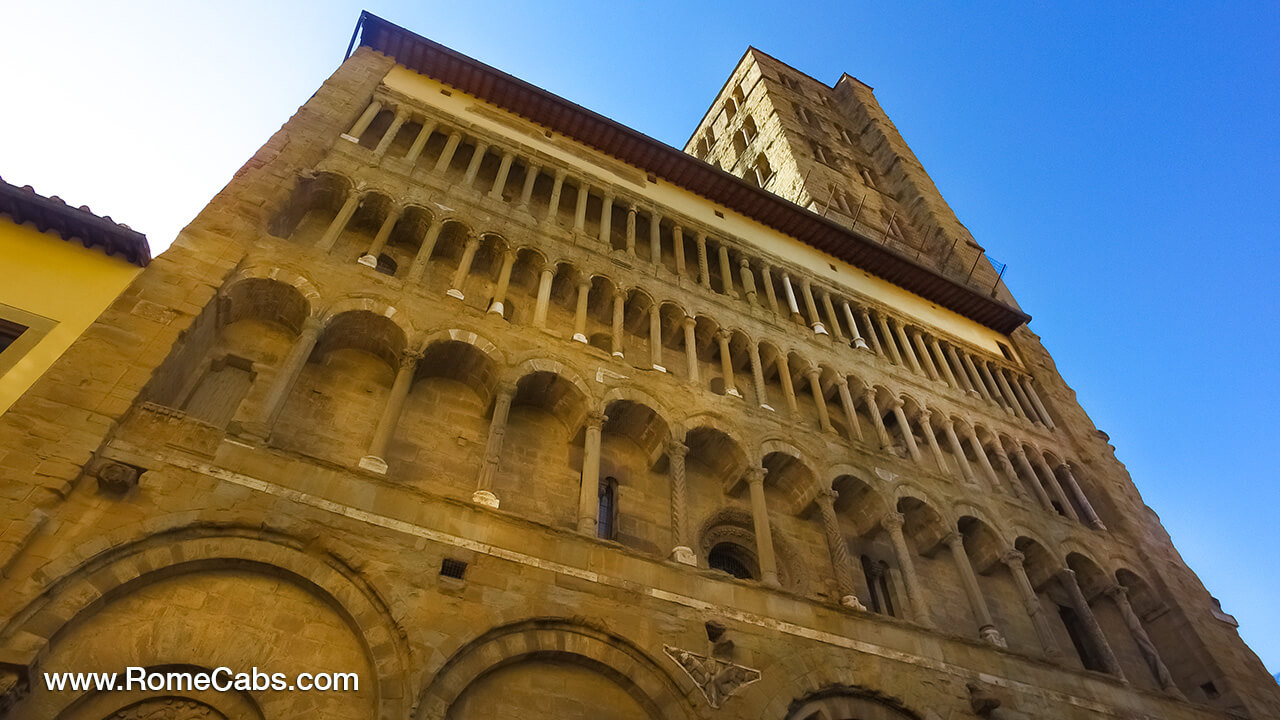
[3, 1, 1277, 676]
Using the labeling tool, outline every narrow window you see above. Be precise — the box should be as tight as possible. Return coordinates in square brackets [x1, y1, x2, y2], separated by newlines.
[1059, 605, 1105, 672]
[741, 115, 758, 142]
[861, 556, 898, 617]
[597, 476, 618, 540]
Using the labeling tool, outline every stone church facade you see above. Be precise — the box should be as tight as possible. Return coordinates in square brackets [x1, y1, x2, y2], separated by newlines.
[1, 11, 1276, 720]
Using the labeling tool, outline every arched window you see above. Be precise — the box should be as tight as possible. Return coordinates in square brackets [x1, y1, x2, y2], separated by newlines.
[741, 115, 757, 142]
[597, 476, 618, 540]
[753, 153, 773, 187]
[861, 555, 897, 617]
[708, 542, 757, 580]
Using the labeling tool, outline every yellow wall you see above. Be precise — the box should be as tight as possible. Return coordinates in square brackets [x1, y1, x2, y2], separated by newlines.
[382, 67, 1011, 356]
[0, 219, 141, 414]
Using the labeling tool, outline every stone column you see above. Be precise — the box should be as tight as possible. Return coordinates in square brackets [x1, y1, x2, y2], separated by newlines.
[1031, 453, 1080, 521]
[462, 141, 489, 186]
[610, 289, 625, 358]
[978, 361, 1010, 412]
[358, 206, 403, 267]
[842, 302, 869, 350]
[941, 418, 977, 484]
[359, 349, 420, 474]
[1058, 569, 1125, 678]
[571, 279, 591, 343]
[800, 279, 829, 335]
[748, 342, 771, 410]
[945, 532, 1006, 647]
[816, 488, 865, 610]
[775, 353, 798, 415]
[405, 218, 444, 283]
[993, 446, 1027, 500]
[544, 170, 566, 225]
[682, 316, 700, 383]
[739, 258, 759, 306]
[1002, 550, 1062, 659]
[649, 304, 665, 371]
[944, 343, 978, 396]
[1007, 371, 1039, 424]
[891, 319, 924, 375]
[863, 389, 891, 449]
[929, 337, 960, 389]
[995, 368, 1029, 420]
[649, 210, 662, 264]
[315, 192, 360, 251]
[695, 232, 711, 289]
[717, 331, 741, 398]
[860, 308, 884, 356]
[672, 225, 687, 277]
[889, 400, 921, 461]
[821, 292, 845, 342]
[404, 119, 437, 164]
[487, 251, 516, 316]
[1011, 446, 1055, 511]
[1107, 584, 1181, 695]
[532, 263, 555, 329]
[446, 235, 480, 300]
[343, 99, 382, 141]
[964, 425, 1002, 491]
[598, 193, 614, 245]
[715, 245, 737, 297]
[875, 312, 903, 365]
[1022, 377, 1055, 429]
[488, 151, 515, 200]
[474, 382, 517, 508]
[910, 331, 941, 381]
[624, 203, 637, 256]
[780, 272, 803, 323]
[746, 468, 780, 587]
[836, 380, 863, 443]
[516, 162, 540, 211]
[917, 412, 950, 476]
[761, 266, 781, 315]
[882, 512, 931, 626]
[242, 317, 322, 442]
[668, 440, 695, 565]
[1058, 462, 1105, 529]
[577, 411, 608, 534]
[372, 108, 408, 158]
[961, 352, 992, 401]
[806, 368, 832, 432]
[573, 181, 590, 232]
[432, 132, 462, 173]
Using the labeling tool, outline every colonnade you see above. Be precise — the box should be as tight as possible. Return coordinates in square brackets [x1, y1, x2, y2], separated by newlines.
[334, 93, 1055, 432]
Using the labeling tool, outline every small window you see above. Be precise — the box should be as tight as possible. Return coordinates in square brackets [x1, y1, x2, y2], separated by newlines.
[861, 556, 897, 617]
[440, 558, 467, 579]
[1200, 682, 1220, 699]
[741, 115, 758, 142]
[375, 253, 397, 276]
[597, 477, 618, 540]
[708, 542, 757, 580]
[997, 342, 1014, 360]
[1059, 605, 1105, 672]
[858, 164, 878, 188]
[0, 318, 26, 355]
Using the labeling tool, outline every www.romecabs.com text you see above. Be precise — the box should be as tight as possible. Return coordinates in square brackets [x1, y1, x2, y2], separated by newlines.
[44, 667, 359, 693]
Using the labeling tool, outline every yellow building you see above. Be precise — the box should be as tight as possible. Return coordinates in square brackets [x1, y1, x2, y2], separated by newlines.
[0, 177, 149, 414]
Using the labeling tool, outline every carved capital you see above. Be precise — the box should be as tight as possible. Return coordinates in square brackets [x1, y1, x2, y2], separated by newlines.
[399, 349, 423, 368]
[1000, 549, 1025, 567]
[745, 467, 767, 486]
[585, 410, 608, 429]
[1104, 583, 1128, 600]
[941, 531, 964, 548]
[880, 511, 905, 531]
[667, 439, 689, 459]
[495, 381, 518, 400]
